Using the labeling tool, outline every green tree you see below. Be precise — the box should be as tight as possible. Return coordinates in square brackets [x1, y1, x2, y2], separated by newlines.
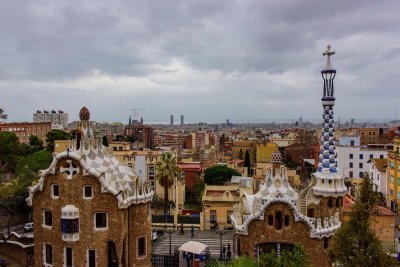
[19, 135, 44, 156]
[0, 131, 20, 172]
[155, 152, 180, 214]
[114, 135, 123, 141]
[45, 129, 72, 152]
[102, 136, 109, 147]
[244, 149, 251, 176]
[328, 173, 397, 267]
[258, 243, 312, 267]
[0, 108, 7, 121]
[206, 254, 257, 267]
[204, 165, 241, 185]
[29, 135, 43, 150]
[126, 135, 136, 143]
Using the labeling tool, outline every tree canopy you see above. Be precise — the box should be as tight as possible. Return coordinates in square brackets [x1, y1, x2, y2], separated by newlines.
[155, 152, 180, 214]
[203, 165, 241, 185]
[102, 136, 109, 147]
[0, 108, 7, 121]
[328, 173, 397, 267]
[0, 131, 20, 172]
[259, 243, 312, 267]
[45, 129, 72, 152]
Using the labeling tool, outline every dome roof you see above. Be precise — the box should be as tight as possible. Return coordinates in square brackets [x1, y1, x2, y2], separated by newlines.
[79, 106, 90, 121]
[271, 150, 282, 164]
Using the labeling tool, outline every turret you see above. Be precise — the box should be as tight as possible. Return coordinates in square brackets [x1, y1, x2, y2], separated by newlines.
[313, 45, 347, 197]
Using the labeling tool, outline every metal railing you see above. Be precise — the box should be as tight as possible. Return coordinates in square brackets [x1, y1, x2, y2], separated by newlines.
[152, 215, 174, 224]
[177, 215, 200, 225]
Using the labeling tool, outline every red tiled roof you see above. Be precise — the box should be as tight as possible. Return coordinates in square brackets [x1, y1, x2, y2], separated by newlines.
[343, 195, 354, 211]
[371, 205, 396, 216]
[178, 162, 202, 171]
[343, 193, 395, 216]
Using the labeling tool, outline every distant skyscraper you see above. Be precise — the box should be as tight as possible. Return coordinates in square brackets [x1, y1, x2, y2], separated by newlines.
[180, 115, 184, 125]
[226, 119, 230, 125]
[350, 118, 355, 125]
[299, 116, 303, 124]
[170, 114, 174, 125]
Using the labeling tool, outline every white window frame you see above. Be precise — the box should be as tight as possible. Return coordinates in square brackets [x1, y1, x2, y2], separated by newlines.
[43, 210, 53, 229]
[94, 212, 108, 230]
[51, 183, 59, 199]
[64, 247, 74, 267]
[86, 249, 97, 267]
[43, 243, 53, 267]
[83, 185, 94, 199]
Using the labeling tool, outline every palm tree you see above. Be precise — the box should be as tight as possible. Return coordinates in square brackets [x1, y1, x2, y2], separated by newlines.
[155, 152, 180, 214]
[0, 108, 7, 121]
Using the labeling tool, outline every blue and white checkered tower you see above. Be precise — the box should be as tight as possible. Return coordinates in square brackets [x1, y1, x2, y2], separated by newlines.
[313, 45, 347, 197]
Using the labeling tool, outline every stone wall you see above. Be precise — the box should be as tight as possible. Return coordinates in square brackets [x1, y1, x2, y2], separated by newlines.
[128, 202, 152, 267]
[0, 242, 33, 266]
[32, 158, 127, 266]
[237, 202, 332, 267]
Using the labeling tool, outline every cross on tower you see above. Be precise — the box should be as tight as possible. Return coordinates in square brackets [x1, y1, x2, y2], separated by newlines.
[60, 160, 80, 180]
[322, 44, 335, 70]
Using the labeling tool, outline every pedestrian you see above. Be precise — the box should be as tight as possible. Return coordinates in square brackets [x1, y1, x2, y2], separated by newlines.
[182, 250, 186, 259]
[223, 245, 226, 256]
[180, 224, 185, 235]
[227, 249, 232, 261]
[186, 252, 191, 267]
[1, 259, 6, 267]
[191, 225, 194, 237]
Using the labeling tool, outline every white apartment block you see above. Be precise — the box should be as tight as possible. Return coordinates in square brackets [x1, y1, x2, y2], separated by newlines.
[33, 110, 69, 129]
[336, 136, 390, 179]
[367, 159, 387, 195]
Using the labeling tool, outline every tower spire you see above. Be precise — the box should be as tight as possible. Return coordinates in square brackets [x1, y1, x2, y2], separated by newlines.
[313, 45, 347, 197]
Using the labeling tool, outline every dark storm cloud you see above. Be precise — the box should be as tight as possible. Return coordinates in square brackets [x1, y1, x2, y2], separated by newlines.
[1, 0, 399, 123]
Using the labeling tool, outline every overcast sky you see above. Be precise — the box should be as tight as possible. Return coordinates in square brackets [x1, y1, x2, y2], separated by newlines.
[1, 0, 399, 124]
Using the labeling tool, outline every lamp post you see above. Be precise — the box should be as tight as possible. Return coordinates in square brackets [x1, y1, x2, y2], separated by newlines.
[164, 224, 175, 255]
[215, 225, 227, 259]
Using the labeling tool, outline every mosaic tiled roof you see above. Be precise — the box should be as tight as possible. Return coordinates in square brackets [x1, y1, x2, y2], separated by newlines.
[27, 109, 153, 209]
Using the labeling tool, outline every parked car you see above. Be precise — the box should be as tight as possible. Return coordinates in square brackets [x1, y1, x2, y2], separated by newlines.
[24, 222, 33, 232]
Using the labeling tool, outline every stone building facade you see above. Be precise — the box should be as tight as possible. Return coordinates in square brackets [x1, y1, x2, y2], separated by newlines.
[231, 46, 347, 266]
[0, 122, 52, 143]
[26, 107, 153, 267]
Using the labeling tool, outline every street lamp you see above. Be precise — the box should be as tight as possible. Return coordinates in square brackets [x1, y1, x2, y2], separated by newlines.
[215, 225, 227, 259]
[164, 224, 176, 255]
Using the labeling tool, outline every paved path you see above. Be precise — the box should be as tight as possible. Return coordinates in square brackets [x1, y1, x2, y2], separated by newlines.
[153, 230, 233, 256]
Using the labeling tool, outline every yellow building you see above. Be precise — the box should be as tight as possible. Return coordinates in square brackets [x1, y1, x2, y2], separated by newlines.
[109, 141, 130, 151]
[232, 140, 259, 165]
[113, 149, 185, 214]
[387, 138, 400, 212]
[202, 177, 253, 230]
[256, 142, 278, 163]
[54, 140, 70, 153]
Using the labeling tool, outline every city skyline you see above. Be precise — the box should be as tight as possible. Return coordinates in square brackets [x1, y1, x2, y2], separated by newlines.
[1, 0, 399, 123]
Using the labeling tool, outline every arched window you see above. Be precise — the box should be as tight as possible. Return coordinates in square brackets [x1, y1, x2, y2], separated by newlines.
[328, 199, 333, 208]
[268, 215, 273, 226]
[335, 198, 339, 207]
[275, 212, 282, 230]
[284, 215, 289, 226]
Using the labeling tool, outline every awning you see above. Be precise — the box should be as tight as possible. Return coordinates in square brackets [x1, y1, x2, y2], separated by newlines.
[178, 241, 208, 254]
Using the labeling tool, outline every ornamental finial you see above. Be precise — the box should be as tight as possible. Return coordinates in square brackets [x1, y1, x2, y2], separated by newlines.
[322, 44, 335, 71]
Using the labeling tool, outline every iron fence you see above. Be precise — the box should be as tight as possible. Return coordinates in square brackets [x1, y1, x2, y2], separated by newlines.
[177, 215, 200, 225]
[152, 214, 174, 224]
[151, 253, 179, 267]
